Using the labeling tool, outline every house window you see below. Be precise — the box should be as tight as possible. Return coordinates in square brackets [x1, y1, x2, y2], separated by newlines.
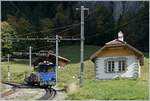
[107, 61, 115, 72]
[118, 60, 126, 72]
[104, 57, 127, 73]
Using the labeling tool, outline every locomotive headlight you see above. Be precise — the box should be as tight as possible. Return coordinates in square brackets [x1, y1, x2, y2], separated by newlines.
[51, 78, 56, 81]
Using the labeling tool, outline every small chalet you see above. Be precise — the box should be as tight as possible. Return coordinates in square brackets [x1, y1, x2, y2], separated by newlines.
[33, 51, 70, 67]
[90, 31, 144, 79]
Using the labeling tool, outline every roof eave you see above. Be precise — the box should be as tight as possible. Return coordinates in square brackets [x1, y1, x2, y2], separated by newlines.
[90, 46, 106, 60]
[125, 43, 144, 57]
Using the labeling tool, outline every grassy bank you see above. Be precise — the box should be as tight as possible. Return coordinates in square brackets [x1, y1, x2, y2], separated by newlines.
[66, 79, 148, 100]
[1, 61, 33, 83]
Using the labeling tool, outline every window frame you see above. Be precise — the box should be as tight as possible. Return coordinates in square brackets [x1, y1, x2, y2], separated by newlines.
[117, 58, 127, 72]
[104, 57, 127, 73]
[104, 58, 116, 73]
[107, 60, 115, 72]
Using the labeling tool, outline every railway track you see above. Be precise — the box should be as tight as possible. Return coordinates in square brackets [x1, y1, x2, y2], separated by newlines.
[1, 82, 57, 100]
[2, 82, 39, 88]
[37, 88, 56, 100]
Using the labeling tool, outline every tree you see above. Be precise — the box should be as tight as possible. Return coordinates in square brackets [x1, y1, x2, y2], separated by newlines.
[54, 4, 70, 27]
[7, 15, 32, 35]
[39, 18, 54, 32]
[117, 2, 149, 52]
[94, 5, 115, 45]
[1, 21, 16, 55]
[137, 2, 149, 51]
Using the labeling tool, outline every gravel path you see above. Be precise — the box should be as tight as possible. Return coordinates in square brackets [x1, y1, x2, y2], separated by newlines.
[1, 83, 46, 100]
[3, 88, 46, 100]
[1, 83, 66, 100]
[1, 83, 12, 92]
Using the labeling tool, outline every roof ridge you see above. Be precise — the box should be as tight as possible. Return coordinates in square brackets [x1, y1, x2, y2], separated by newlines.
[105, 39, 126, 45]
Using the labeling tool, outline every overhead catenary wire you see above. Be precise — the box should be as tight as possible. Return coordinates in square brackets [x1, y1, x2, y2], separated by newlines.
[6, 2, 81, 38]
[3, 7, 105, 45]
[5, 2, 142, 40]
[5, 3, 94, 39]
[6, 4, 93, 39]
[4, 8, 142, 41]
[56, 10, 97, 38]
[4, 5, 144, 43]
[6, 3, 96, 39]
[15, 22, 81, 37]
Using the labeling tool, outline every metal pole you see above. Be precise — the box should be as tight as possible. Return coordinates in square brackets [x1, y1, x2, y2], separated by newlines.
[80, 6, 85, 86]
[56, 35, 59, 85]
[7, 54, 10, 82]
[29, 46, 32, 70]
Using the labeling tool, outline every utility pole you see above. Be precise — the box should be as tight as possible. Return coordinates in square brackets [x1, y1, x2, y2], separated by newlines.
[79, 6, 89, 86]
[29, 46, 32, 70]
[55, 35, 59, 85]
[7, 54, 10, 82]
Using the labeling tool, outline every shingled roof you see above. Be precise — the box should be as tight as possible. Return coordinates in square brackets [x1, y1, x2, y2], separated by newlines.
[90, 39, 144, 66]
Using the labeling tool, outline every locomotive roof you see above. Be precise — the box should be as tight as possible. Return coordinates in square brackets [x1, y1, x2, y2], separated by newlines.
[38, 62, 56, 67]
[32, 52, 70, 66]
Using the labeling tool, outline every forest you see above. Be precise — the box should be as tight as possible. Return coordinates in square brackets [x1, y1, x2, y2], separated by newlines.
[1, 1, 149, 56]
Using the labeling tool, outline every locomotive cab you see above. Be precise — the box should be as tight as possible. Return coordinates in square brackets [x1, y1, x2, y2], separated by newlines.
[25, 61, 56, 87]
[37, 62, 56, 86]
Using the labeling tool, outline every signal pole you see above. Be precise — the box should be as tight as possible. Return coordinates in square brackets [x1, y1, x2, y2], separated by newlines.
[7, 54, 10, 82]
[55, 35, 59, 85]
[29, 46, 32, 69]
[79, 6, 89, 86]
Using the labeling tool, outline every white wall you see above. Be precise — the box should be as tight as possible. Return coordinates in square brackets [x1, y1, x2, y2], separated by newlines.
[95, 55, 140, 80]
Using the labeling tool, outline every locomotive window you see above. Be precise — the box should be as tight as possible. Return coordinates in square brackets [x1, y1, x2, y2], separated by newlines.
[48, 67, 55, 72]
[39, 65, 47, 72]
[38, 65, 55, 72]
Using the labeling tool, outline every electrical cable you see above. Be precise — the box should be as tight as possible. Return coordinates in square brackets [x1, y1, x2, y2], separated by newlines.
[15, 22, 80, 37]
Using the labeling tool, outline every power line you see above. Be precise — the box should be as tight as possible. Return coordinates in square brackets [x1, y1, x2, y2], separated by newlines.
[62, 9, 97, 39]
[5, 37, 80, 42]
[32, 45, 55, 52]
[85, 9, 97, 19]
[7, 2, 81, 38]
[15, 22, 80, 37]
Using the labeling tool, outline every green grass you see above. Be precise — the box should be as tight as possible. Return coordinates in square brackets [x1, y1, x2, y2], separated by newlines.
[58, 45, 99, 86]
[58, 60, 95, 86]
[59, 45, 100, 63]
[141, 53, 149, 80]
[1, 60, 33, 83]
[66, 79, 148, 100]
